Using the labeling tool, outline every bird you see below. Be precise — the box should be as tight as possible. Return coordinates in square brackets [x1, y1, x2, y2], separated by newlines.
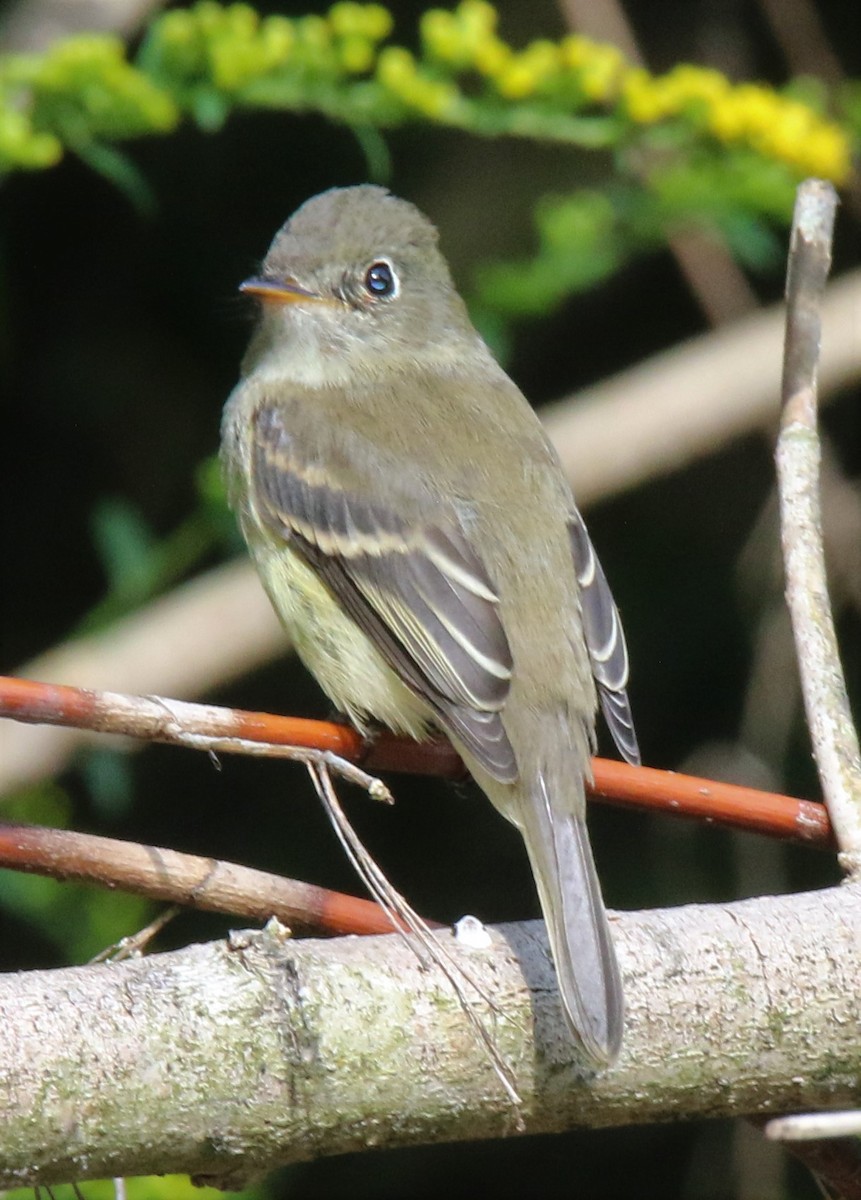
[221, 185, 639, 1066]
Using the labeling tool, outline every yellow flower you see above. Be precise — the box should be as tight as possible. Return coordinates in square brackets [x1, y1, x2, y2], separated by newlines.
[496, 60, 536, 100]
[337, 34, 375, 73]
[363, 4, 394, 41]
[559, 35, 592, 70]
[0, 109, 62, 168]
[377, 45, 417, 90]
[328, 2, 391, 41]
[621, 68, 667, 122]
[260, 16, 294, 62]
[413, 76, 459, 117]
[457, 0, 498, 40]
[520, 39, 560, 79]
[578, 44, 624, 102]
[663, 63, 729, 108]
[377, 43, 457, 116]
[473, 36, 511, 78]
[704, 81, 850, 182]
[804, 126, 852, 183]
[420, 10, 465, 66]
[421, 1, 504, 75]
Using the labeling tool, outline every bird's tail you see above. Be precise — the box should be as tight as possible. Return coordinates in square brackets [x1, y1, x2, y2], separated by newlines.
[521, 770, 623, 1066]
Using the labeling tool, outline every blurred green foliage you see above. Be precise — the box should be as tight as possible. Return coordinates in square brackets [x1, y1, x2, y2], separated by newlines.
[75, 462, 228, 635]
[2, 1175, 268, 1199]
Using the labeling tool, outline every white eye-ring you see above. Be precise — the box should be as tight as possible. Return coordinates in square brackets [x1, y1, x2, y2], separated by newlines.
[363, 259, 399, 299]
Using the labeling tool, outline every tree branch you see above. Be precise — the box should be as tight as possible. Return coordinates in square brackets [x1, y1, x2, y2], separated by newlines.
[1, 885, 858, 1190]
[0, 675, 836, 849]
[0, 821, 406, 936]
[776, 180, 861, 873]
[544, 267, 861, 504]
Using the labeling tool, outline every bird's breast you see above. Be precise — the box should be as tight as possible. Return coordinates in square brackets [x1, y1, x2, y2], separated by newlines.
[252, 535, 434, 740]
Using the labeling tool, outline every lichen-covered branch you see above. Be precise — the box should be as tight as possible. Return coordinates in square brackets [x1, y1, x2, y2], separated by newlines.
[1, 885, 859, 1190]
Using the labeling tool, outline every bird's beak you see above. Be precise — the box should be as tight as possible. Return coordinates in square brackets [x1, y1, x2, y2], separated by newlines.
[239, 276, 332, 305]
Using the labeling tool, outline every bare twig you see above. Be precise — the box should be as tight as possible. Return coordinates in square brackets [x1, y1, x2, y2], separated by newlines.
[763, 1113, 861, 1200]
[737, 444, 861, 770]
[0, 673, 462, 779]
[557, 0, 643, 64]
[776, 180, 861, 874]
[0, 674, 393, 800]
[589, 758, 833, 847]
[545, 267, 861, 505]
[0, 820, 406, 936]
[0, 0, 165, 51]
[766, 1112, 861, 1141]
[663, 228, 759, 326]
[755, 0, 844, 85]
[90, 906, 182, 963]
[3, 884, 861, 1187]
[1, 559, 284, 793]
[0, 675, 835, 847]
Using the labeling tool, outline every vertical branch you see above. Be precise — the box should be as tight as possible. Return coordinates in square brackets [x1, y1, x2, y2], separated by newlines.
[776, 178, 861, 873]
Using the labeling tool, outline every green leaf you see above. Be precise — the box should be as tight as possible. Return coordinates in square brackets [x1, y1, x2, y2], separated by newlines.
[90, 497, 158, 596]
[76, 140, 157, 214]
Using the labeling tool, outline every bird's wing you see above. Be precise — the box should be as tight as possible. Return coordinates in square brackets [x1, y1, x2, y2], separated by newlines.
[250, 403, 517, 781]
[568, 510, 640, 766]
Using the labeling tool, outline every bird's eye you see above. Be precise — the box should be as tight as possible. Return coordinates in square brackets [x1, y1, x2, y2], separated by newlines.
[364, 260, 397, 298]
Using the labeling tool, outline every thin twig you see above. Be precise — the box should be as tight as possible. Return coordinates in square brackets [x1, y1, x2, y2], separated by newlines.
[90, 905, 182, 963]
[0, 674, 836, 847]
[0, 820, 409, 936]
[0, 675, 393, 800]
[776, 179, 861, 874]
[558, 0, 758, 325]
[754, 0, 844, 84]
[544, 267, 861, 505]
[0, 674, 835, 845]
[758, 1112, 861, 1200]
[766, 1112, 861, 1141]
[0, 0, 164, 52]
[0, 674, 462, 780]
[590, 758, 833, 847]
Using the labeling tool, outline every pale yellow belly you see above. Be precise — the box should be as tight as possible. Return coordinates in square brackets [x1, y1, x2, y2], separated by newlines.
[255, 540, 434, 739]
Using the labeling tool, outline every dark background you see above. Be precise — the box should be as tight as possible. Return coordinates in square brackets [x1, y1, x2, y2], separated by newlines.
[1, 1, 859, 1196]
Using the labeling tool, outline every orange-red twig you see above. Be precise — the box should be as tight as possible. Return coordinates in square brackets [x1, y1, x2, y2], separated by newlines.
[589, 759, 834, 847]
[0, 674, 463, 778]
[0, 674, 835, 849]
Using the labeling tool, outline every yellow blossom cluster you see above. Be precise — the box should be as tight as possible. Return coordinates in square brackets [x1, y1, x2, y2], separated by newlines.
[145, 1, 393, 94]
[419, 1, 625, 103]
[0, 107, 62, 170]
[0, 0, 853, 185]
[622, 65, 850, 182]
[414, 1, 852, 181]
[0, 34, 177, 170]
[376, 46, 460, 118]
